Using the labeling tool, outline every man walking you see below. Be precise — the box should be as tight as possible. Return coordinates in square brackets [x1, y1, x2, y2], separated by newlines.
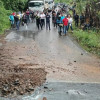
[36, 13, 41, 30]
[46, 12, 51, 30]
[63, 15, 68, 35]
[40, 12, 45, 30]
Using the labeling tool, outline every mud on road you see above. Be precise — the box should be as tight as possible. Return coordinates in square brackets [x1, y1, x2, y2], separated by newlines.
[0, 22, 100, 99]
[0, 34, 47, 97]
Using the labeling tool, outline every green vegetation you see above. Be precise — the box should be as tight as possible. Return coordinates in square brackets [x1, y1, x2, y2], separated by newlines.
[0, 0, 11, 34]
[1, 0, 28, 11]
[55, 0, 73, 4]
[72, 29, 100, 56]
[72, 0, 100, 56]
[0, 0, 28, 34]
[55, 0, 100, 56]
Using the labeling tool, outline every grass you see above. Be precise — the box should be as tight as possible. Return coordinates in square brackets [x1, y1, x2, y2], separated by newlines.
[0, 1, 11, 34]
[70, 27, 100, 57]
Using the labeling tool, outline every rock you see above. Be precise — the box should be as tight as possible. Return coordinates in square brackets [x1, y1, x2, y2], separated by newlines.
[74, 61, 76, 62]
[28, 85, 34, 91]
[44, 86, 48, 89]
[13, 79, 20, 86]
[3, 84, 9, 92]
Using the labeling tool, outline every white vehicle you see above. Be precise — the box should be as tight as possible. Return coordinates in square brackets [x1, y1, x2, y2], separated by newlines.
[45, 0, 54, 10]
[28, 0, 44, 12]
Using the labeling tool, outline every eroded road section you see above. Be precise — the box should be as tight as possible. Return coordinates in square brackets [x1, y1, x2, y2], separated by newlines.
[0, 22, 100, 99]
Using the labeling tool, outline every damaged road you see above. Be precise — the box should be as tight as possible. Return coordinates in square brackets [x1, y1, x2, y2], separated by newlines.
[0, 31, 47, 97]
[0, 22, 100, 99]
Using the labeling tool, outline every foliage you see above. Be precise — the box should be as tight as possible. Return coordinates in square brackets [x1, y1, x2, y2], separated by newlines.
[0, 0, 28, 34]
[0, 0, 12, 34]
[55, 0, 73, 4]
[1, 0, 28, 11]
[73, 29, 100, 56]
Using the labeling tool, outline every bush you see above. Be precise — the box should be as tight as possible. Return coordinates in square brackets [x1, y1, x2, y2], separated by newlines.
[0, 0, 12, 34]
[0, 0, 28, 34]
[73, 29, 100, 56]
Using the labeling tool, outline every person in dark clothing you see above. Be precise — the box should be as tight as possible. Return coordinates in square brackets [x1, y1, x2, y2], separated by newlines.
[46, 12, 51, 30]
[52, 9, 56, 22]
[30, 11, 35, 23]
[89, 15, 93, 27]
[73, 9, 76, 20]
[57, 10, 60, 19]
[75, 13, 79, 27]
[26, 9, 30, 23]
[80, 13, 85, 26]
[53, 13, 57, 28]
[22, 13, 27, 26]
[36, 14, 41, 30]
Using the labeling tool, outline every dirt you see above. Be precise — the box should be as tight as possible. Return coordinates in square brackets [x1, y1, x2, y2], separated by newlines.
[0, 36, 47, 97]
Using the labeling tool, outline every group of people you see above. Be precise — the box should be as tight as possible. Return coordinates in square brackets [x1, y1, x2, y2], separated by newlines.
[73, 9, 92, 30]
[52, 9, 73, 35]
[9, 8, 74, 36]
[34, 8, 74, 35]
[9, 9, 35, 30]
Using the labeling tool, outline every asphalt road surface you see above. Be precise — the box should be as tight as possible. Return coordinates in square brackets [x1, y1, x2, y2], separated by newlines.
[1, 20, 100, 100]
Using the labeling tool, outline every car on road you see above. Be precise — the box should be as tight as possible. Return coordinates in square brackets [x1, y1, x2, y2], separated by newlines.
[28, 0, 44, 12]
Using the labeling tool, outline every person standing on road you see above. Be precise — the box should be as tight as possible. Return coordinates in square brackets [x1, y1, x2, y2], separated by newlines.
[40, 12, 45, 30]
[67, 14, 73, 32]
[74, 13, 79, 27]
[22, 13, 27, 26]
[57, 10, 60, 19]
[52, 9, 56, 22]
[57, 15, 62, 35]
[63, 15, 68, 35]
[46, 12, 51, 30]
[30, 11, 35, 23]
[36, 13, 41, 30]
[26, 9, 30, 23]
[9, 13, 14, 28]
[53, 13, 57, 28]
[14, 13, 20, 30]
[60, 13, 65, 33]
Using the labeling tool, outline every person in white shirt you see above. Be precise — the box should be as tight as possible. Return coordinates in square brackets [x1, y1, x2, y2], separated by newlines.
[67, 14, 73, 32]
[40, 12, 45, 29]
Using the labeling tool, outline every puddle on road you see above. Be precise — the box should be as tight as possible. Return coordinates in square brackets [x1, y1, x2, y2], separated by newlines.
[5, 30, 38, 42]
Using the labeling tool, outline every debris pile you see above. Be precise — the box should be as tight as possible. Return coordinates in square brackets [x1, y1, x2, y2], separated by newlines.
[0, 46, 47, 97]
